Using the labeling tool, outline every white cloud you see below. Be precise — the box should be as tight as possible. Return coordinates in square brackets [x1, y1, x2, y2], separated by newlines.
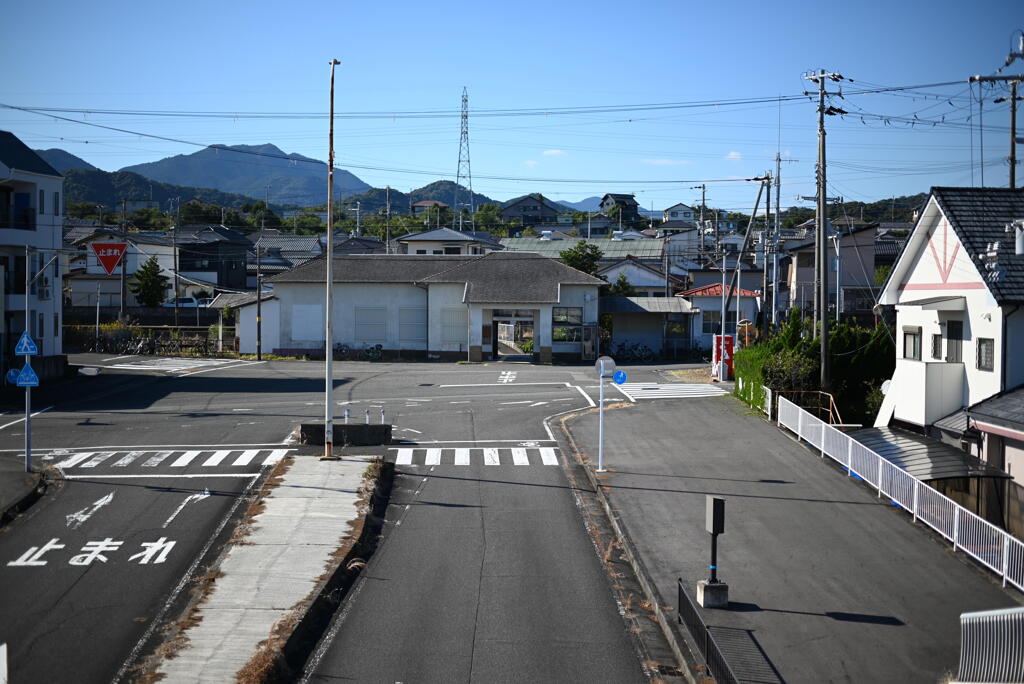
[642, 158, 689, 166]
[523, 159, 539, 168]
[542, 149, 566, 156]
[725, 151, 743, 160]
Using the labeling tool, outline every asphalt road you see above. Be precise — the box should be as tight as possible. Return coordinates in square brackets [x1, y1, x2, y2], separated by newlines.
[0, 355, 655, 683]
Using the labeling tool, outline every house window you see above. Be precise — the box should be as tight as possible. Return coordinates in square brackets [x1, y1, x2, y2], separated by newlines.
[903, 328, 921, 360]
[977, 338, 994, 372]
[797, 253, 814, 268]
[444, 247, 461, 255]
[416, 249, 427, 254]
[432, 250, 443, 255]
[552, 307, 582, 325]
[553, 326, 581, 342]
[53, 312, 59, 338]
[398, 308, 426, 342]
[702, 311, 735, 335]
[39, 189, 45, 215]
[946, 320, 963, 363]
[54, 191, 60, 217]
[931, 334, 942, 360]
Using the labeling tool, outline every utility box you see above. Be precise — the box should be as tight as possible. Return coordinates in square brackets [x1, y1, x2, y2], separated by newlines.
[706, 496, 725, 535]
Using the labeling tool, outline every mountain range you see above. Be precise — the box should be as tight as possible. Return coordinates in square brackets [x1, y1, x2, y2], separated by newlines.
[119, 143, 369, 206]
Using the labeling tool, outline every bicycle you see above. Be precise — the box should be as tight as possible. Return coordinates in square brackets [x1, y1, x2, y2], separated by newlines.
[360, 344, 383, 361]
[333, 343, 351, 360]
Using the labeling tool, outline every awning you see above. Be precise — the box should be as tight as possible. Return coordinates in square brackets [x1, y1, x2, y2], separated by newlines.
[848, 426, 1010, 481]
[895, 296, 966, 311]
[600, 296, 698, 314]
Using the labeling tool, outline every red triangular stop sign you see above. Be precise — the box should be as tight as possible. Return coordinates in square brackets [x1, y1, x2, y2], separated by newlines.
[91, 242, 128, 275]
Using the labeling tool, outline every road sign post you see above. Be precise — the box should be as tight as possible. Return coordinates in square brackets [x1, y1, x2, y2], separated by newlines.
[595, 356, 616, 472]
[15, 332, 39, 473]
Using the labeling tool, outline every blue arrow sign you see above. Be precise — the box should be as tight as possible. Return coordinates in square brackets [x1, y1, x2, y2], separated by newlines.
[14, 331, 38, 356]
[17, 362, 39, 387]
[6, 368, 19, 384]
[612, 370, 627, 385]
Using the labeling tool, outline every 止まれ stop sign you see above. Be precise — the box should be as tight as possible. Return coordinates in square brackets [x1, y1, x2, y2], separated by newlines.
[91, 242, 128, 275]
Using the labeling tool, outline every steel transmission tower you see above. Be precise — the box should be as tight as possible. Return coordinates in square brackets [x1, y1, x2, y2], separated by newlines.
[455, 87, 474, 231]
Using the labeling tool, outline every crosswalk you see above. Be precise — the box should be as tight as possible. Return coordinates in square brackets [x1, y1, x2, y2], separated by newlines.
[390, 447, 560, 467]
[615, 383, 729, 401]
[48, 448, 293, 472]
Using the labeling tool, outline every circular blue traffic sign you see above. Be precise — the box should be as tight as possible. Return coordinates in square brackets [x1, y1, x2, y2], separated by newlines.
[612, 370, 627, 385]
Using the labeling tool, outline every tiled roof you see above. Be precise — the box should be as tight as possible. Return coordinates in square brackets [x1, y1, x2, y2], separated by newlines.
[267, 252, 602, 304]
[500, 237, 664, 260]
[677, 283, 758, 298]
[0, 130, 61, 177]
[930, 187, 1024, 304]
[500, 193, 567, 213]
[398, 227, 500, 245]
[784, 222, 877, 252]
[968, 384, 1024, 432]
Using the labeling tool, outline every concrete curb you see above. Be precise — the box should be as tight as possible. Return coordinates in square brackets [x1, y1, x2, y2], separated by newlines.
[0, 471, 47, 530]
[549, 409, 701, 684]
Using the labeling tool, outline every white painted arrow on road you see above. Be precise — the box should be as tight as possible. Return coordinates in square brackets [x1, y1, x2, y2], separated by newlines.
[66, 492, 114, 529]
[162, 489, 211, 528]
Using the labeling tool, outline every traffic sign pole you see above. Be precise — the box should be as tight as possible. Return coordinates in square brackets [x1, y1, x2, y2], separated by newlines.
[24, 382, 31, 473]
[597, 374, 605, 472]
[15, 333, 40, 473]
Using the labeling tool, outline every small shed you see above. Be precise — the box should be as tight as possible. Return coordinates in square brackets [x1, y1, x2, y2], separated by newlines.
[600, 296, 698, 360]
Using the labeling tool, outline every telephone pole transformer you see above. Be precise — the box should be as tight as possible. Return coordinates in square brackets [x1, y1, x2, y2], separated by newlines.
[455, 87, 474, 231]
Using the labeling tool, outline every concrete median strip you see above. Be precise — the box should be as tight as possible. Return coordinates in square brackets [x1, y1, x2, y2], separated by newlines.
[148, 454, 387, 682]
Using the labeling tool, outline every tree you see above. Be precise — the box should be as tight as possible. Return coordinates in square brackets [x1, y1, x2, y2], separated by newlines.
[607, 273, 635, 296]
[559, 240, 603, 275]
[129, 256, 170, 307]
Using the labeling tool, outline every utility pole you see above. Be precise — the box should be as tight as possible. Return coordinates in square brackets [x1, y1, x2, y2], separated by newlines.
[990, 81, 1024, 189]
[325, 58, 340, 461]
[691, 184, 706, 252]
[255, 245, 262, 361]
[119, 198, 127, 321]
[385, 186, 391, 254]
[761, 173, 772, 339]
[772, 154, 797, 326]
[803, 69, 845, 390]
[173, 198, 180, 327]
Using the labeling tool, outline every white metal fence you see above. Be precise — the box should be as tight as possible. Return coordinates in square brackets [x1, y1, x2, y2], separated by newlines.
[777, 396, 1024, 592]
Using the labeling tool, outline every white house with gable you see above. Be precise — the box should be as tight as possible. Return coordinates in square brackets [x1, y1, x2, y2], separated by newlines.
[874, 187, 1024, 464]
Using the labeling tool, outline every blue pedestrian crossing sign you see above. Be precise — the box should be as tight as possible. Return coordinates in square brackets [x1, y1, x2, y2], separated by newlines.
[15, 331, 38, 356]
[16, 362, 39, 387]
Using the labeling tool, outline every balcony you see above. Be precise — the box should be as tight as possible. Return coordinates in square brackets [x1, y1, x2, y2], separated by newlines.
[0, 207, 37, 231]
[892, 358, 965, 426]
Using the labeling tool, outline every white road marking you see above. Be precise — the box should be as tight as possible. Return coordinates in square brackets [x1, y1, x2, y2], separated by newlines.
[56, 452, 95, 468]
[64, 473, 259, 479]
[232, 408, 254, 412]
[454, 449, 471, 465]
[0, 406, 53, 430]
[113, 451, 146, 467]
[424, 449, 442, 465]
[176, 360, 267, 377]
[264, 449, 290, 465]
[81, 452, 116, 468]
[171, 450, 202, 467]
[232, 449, 260, 466]
[162, 489, 211, 528]
[202, 450, 232, 467]
[449, 401, 470, 404]
[484, 448, 500, 466]
[540, 448, 559, 465]
[440, 382, 573, 388]
[65, 492, 114, 529]
[511, 448, 529, 465]
[530, 401, 549, 407]
[616, 383, 729, 400]
[500, 400, 532, 405]
[142, 451, 174, 467]
[396, 449, 414, 465]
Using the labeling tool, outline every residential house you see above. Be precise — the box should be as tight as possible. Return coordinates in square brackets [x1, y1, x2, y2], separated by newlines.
[784, 221, 878, 316]
[599, 193, 640, 222]
[595, 256, 686, 297]
[662, 203, 697, 226]
[0, 130, 64, 378]
[600, 296, 698, 359]
[500, 235, 665, 267]
[411, 200, 448, 217]
[394, 227, 501, 255]
[239, 252, 603, 363]
[677, 283, 759, 351]
[870, 187, 1024, 534]
[499, 194, 566, 227]
[875, 187, 1024, 437]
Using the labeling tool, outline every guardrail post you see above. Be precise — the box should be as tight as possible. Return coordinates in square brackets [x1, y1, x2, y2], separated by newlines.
[846, 436, 853, 476]
[797, 408, 803, 441]
[821, 421, 826, 458]
[877, 456, 883, 497]
[912, 480, 919, 523]
[776, 395, 782, 427]
[1002, 536, 1009, 588]
[953, 507, 960, 551]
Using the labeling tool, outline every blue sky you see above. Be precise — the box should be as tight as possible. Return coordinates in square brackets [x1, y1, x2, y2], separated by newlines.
[2, 0, 1020, 212]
